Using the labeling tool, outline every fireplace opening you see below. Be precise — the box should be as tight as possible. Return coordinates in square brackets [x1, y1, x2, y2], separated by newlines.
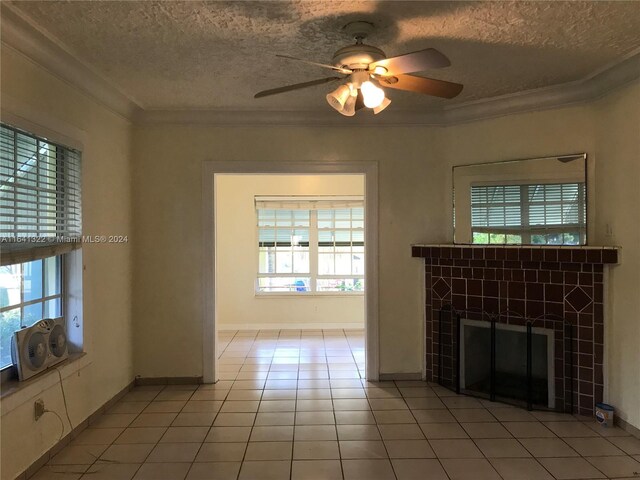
[460, 319, 555, 409]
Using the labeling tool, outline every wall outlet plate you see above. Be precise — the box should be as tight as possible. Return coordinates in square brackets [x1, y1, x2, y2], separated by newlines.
[34, 399, 45, 421]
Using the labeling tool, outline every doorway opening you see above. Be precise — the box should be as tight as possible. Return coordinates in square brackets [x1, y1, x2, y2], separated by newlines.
[202, 162, 379, 383]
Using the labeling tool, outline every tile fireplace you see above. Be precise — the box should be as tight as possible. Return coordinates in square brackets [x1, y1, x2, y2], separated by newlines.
[411, 245, 619, 417]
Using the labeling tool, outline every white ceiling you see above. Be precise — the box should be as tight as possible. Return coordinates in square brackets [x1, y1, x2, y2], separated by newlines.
[7, 1, 640, 112]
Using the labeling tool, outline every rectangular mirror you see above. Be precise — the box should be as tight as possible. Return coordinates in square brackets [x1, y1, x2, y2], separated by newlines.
[453, 154, 587, 245]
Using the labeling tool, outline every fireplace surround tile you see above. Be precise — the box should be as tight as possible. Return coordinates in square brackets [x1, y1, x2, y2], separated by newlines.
[412, 245, 619, 417]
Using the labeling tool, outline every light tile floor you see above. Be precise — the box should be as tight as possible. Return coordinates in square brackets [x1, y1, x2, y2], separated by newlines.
[34, 329, 640, 480]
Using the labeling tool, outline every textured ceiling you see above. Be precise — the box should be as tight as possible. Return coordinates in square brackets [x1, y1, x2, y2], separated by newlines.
[8, 0, 640, 111]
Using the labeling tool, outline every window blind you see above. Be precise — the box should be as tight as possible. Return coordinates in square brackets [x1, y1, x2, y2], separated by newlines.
[0, 124, 82, 265]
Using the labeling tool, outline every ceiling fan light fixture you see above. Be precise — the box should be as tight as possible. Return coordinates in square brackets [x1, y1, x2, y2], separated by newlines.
[361, 80, 385, 108]
[326, 84, 352, 112]
[373, 97, 391, 114]
[340, 94, 357, 116]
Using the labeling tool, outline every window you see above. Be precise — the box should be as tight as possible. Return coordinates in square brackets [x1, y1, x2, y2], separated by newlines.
[256, 197, 364, 293]
[0, 123, 82, 371]
[0, 257, 63, 368]
[471, 183, 585, 245]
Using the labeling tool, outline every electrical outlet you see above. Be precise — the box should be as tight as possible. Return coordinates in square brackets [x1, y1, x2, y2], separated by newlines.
[34, 399, 45, 421]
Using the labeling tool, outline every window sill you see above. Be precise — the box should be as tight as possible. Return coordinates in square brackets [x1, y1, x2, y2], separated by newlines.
[0, 352, 90, 415]
[255, 292, 365, 298]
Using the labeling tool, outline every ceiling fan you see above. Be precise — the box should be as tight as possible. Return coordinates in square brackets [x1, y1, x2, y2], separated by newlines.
[254, 21, 463, 116]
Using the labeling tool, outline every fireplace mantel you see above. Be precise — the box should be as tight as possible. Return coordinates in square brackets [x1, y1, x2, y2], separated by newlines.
[412, 243, 619, 416]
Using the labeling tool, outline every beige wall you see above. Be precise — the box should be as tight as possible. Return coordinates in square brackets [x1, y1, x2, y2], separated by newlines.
[593, 82, 640, 430]
[132, 126, 445, 378]
[0, 48, 134, 480]
[216, 174, 365, 329]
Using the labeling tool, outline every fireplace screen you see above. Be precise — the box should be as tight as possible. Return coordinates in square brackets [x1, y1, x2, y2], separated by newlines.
[438, 306, 575, 412]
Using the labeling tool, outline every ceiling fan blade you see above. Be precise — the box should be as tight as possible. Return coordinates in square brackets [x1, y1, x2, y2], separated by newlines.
[370, 48, 450, 76]
[276, 54, 352, 74]
[254, 77, 342, 99]
[377, 74, 463, 99]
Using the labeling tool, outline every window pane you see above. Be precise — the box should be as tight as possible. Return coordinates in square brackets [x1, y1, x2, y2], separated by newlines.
[317, 278, 364, 292]
[292, 251, 309, 274]
[44, 298, 62, 318]
[0, 308, 20, 369]
[0, 264, 21, 309]
[23, 301, 43, 327]
[335, 254, 352, 275]
[275, 251, 293, 273]
[258, 249, 275, 274]
[22, 259, 43, 302]
[44, 255, 61, 296]
[318, 254, 334, 275]
[258, 277, 310, 293]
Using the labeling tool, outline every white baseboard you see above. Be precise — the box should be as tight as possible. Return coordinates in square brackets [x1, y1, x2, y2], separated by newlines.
[219, 322, 365, 331]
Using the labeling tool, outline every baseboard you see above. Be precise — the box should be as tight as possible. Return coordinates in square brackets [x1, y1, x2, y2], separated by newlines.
[20, 380, 135, 480]
[378, 373, 424, 381]
[219, 322, 365, 331]
[615, 415, 640, 439]
[135, 376, 203, 386]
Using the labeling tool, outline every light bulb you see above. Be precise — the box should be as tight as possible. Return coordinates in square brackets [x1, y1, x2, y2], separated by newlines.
[360, 81, 385, 108]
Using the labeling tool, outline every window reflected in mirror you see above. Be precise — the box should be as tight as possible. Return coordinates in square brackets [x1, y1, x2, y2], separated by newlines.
[453, 154, 587, 245]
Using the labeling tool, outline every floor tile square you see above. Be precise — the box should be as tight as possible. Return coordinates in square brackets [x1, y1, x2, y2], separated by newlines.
[384, 439, 435, 459]
[295, 425, 338, 441]
[440, 458, 501, 480]
[205, 426, 251, 443]
[377, 424, 424, 440]
[564, 436, 627, 456]
[502, 422, 556, 438]
[100, 444, 155, 463]
[339, 440, 388, 459]
[585, 455, 640, 478]
[255, 412, 295, 426]
[295, 411, 336, 425]
[220, 401, 260, 413]
[291, 460, 343, 480]
[475, 438, 531, 458]
[146, 443, 200, 463]
[213, 412, 256, 426]
[293, 441, 340, 459]
[412, 410, 457, 423]
[429, 439, 483, 459]
[80, 463, 141, 480]
[543, 421, 600, 437]
[133, 462, 191, 480]
[341, 459, 396, 480]
[391, 459, 448, 480]
[419, 422, 469, 439]
[185, 462, 241, 480]
[372, 410, 415, 424]
[245, 441, 292, 461]
[335, 411, 376, 425]
[172, 412, 217, 427]
[115, 427, 167, 444]
[48, 445, 108, 465]
[489, 458, 553, 479]
[258, 400, 296, 412]
[337, 424, 381, 441]
[461, 422, 511, 438]
[238, 460, 291, 480]
[538, 457, 606, 479]
[71, 427, 124, 445]
[195, 443, 247, 462]
[160, 426, 209, 443]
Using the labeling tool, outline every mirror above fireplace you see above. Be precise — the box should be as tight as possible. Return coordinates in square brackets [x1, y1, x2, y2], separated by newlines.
[453, 154, 587, 245]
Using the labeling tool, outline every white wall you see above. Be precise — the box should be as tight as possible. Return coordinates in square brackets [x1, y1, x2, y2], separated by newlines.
[593, 82, 640, 431]
[216, 174, 365, 330]
[0, 47, 134, 480]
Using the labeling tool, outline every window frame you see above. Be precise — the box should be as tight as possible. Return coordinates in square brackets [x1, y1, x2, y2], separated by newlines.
[255, 198, 365, 296]
[0, 121, 84, 382]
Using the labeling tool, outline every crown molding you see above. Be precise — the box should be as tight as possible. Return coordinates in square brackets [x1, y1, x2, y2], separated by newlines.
[2, 2, 638, 127]
[0, 3, 142, 121]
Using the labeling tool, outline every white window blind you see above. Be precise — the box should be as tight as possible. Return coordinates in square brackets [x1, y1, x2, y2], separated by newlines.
[0, 124, 82, 265]
[471, 183, 585, 245]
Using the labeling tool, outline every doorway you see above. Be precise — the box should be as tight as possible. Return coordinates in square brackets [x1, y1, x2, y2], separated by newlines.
[202, 162, 379, 383]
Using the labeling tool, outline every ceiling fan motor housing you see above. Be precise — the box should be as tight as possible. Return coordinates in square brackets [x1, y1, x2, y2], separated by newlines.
[331, 44, 386, 71]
